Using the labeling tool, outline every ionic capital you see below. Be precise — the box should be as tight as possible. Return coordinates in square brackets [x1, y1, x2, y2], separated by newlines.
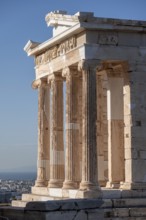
[48, 74, 63, 87]
[100, 61, 129, 77]
[62, 66, 81, 81]
[62, 67, 70, 79]
[31, 78, 47, 89]
[78, 59, 100, 72]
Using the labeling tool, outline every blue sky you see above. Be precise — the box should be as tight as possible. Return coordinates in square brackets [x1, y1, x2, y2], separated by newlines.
[0, 0, 146, 172]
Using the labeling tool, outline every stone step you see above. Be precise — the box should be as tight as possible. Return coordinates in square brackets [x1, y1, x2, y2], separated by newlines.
[104, 207, 146, 219]
[111, 198, 146, 208]
[12, 196, 146, 210]
[22, 193, 69, 201]
[22, 193, 55, 202]
[2, 206, 146, 220]
[12, 200, 27, 207]
[10, 199, 146, 219]
[105, 218, 146, 220]
[101, 198, 146, 209]
[12, 193, 69, 207]
[102, 188, 146, 199]
[12, 194, 56, 208]
[31, 186, 83, 199]
[31, 187, 146, 199]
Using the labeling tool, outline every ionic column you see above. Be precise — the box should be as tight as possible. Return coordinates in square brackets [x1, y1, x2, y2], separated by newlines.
[62, 67, 81, 189]
[32, 79, 50, 187]
[48, 74, 64, 188]
[77, 60, 102, 198]
[97, 74, 106, 187]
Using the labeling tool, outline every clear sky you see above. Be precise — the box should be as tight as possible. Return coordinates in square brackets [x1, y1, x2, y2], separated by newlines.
[0, 0, 146, 172]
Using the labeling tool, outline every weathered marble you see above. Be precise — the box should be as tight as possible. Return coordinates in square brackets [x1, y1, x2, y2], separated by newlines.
[20, 10, 146, 206]
[32, 79, 50, 187]
[48, 75, 64, 188]
[62, 67, 81, 189]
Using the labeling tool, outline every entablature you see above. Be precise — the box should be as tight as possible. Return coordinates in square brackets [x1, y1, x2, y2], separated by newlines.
[24, 11, 146, 58]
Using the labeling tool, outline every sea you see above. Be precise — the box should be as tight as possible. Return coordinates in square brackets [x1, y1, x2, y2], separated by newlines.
[0, 172, 36, 181]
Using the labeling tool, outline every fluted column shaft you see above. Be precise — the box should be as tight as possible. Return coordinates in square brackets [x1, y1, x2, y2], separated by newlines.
[62, 67, 81, 189]
[33, 79, 50, 187]
[79, 60, 101, 191]
[48, 74, 64, 188]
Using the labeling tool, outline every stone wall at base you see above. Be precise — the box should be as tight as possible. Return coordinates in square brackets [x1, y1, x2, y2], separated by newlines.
[0, 199, 104, 220]
[2, 199, 146, 220]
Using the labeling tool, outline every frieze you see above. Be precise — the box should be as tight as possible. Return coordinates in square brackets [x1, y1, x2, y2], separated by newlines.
[98, 32, 118, 46]
[35, 36, 76, 66]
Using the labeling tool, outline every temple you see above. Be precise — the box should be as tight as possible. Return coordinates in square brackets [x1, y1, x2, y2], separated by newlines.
[14, 11, 146, 204]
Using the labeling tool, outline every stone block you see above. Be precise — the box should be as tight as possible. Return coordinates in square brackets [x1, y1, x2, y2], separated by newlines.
[76, 189, 103, 199]
[132, 126, 146, 138]
[87, 209, 104, 219]
[113, 198, 146, 208]
[75, 199, 103, 209]
[46, 211, 77, 220]
[104, 208, 129, 217]
[102, 189, 122, 199]
[130, 207, 146, 217]
[118, 32, 140, 47]
[104, 208, 113, 218]
[22, 193, 54, 202]
[61, 201, 78, 210]
[12, 200, 27, 208]
[25, 201, 61, 211]
[124, 115, 132, 127]
[25, 199, 104, 212]
[125, 159, 132, 183]
[132, 160, 146, 182]
[132, 137, 146, 150]
[31, 186, 49, 195]
[113, 208, 129, 217]
[135, 64, 146, 72]
[74, 210, 88, 220]
[69, 190, 79, 198]
[100, 199, 112, 208]
[125, 148, 138, 159]
[121, 190, 139, 198]
[104, 218, 135, 220]
[124, 136, 131, 148]
[49, 188, 63, 197]
[139, 151, 146, 159]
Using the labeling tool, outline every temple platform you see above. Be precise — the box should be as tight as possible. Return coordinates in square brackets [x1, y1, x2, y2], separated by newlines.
[12, 187, 146, 208]
[1, 194, 146, 219]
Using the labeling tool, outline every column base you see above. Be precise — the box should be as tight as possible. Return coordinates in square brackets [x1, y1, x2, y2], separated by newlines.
[48, 179, 63, 188]
[121, 182, 146, 190]
[31, 186, 104, 199]
[76, 189, 102, 199]
[106, 181, 120, 189]
[79, 181, 101, 191]
[63, 180, 78, 189]
[35, 180, 47, 187]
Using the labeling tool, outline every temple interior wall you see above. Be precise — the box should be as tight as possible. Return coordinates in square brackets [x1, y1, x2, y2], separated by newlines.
[127, 65, 146, 183]
[107, 76, 124, 186]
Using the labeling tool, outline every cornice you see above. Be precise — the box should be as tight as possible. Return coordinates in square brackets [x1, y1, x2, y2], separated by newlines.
[24, 11, 146, 57]
[24, 23, 84, 57]
[24, 40, 40, 55]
